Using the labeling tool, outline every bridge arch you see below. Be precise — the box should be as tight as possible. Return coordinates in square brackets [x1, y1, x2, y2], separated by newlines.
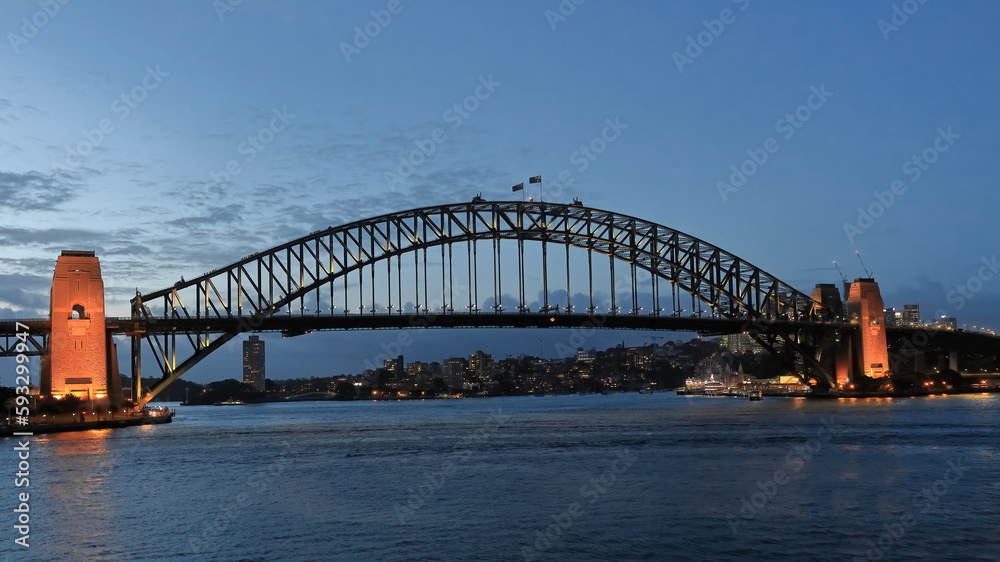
[130, 201, 827, 404]
[137, 201, 822, 320]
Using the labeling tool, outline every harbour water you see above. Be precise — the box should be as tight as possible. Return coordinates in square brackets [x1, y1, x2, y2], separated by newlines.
[5, 393, 999, 561]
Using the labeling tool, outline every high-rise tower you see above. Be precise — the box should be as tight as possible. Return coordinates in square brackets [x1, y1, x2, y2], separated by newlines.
[243, 335, 266, 392]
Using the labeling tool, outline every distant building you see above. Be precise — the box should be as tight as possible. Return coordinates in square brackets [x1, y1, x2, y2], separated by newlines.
[720, 333, 764, 354]
[443, 358, 467, 390]
[469, 350, 493, 380]
[884, 307, 903, 327]
[576, 348, 596, 362]
[384, 355, 404, 379]
[427, 362, 443, 379]
[243, 335, 265, 392]
[624, 347, 654, 370]
[407, 361, 432, 384]
[811, 283, 844, 319]
[903, 304, 921, 327]
[929, 316, 958, 331]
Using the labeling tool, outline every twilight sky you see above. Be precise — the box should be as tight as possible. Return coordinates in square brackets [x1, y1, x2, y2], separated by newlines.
[2, 1, 999, 383]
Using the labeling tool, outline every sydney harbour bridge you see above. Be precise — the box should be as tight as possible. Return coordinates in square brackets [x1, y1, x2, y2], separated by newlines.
[2, 200, 996, 408]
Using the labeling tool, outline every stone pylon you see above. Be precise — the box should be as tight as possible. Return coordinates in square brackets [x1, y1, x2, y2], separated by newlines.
[42, 251, 121, 405]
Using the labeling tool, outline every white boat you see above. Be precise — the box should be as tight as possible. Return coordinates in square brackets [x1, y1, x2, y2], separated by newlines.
[748, 390, 763, 401]
[216, 398, 246, 406]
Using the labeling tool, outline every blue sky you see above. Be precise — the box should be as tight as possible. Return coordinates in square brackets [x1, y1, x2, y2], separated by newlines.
[2, 1, 999, 383]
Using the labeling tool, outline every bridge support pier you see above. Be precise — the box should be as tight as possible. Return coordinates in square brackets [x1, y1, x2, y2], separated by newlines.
[131, 333, 142, 404]
[811, 279, 891, 389]
[846, 278, 890, 381]
[811, 284, 849, 388]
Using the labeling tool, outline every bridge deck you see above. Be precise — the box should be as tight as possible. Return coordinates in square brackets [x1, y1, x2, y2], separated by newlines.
[3, 317, 997, 352]
[104, 313, 837, 337]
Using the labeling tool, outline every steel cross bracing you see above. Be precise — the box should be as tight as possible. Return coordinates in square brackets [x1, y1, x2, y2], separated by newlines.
[0, 333, 46, 357]
[0, 320, 49, 357]
[129, 201, 832, 404]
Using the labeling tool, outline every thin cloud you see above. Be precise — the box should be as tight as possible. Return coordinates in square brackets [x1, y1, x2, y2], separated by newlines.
[0, 170, 79, 211]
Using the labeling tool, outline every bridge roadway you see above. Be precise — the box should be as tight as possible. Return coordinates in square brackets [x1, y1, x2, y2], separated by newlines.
[0, 314, 831, 355]
[108, 313, 832, 337]
[4, 315, 999, 354]
[0, 314, 828, 365]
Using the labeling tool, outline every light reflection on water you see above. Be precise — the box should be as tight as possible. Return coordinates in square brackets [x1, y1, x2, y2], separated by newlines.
[6, 393, 999, 561]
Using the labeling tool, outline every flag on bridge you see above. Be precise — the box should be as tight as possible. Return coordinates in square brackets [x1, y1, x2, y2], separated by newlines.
[529, 175, 542, 184]
[512, 183, 524, 192]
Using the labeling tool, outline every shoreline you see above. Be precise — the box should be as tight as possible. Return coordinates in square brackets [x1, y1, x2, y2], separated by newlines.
[166, 386, 1000, 406]
[0, 410, 174, 437]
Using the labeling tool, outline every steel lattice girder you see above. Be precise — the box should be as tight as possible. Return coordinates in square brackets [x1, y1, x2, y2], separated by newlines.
[0, 333, 46, 357]
[0, 320, 49, 357]
[129, 201, 830, 399]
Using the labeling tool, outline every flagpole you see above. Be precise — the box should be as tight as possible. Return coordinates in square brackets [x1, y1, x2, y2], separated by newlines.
[529, 175, 542, 202]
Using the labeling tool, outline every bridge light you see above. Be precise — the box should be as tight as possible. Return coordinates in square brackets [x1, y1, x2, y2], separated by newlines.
[550, 317, 555, 322]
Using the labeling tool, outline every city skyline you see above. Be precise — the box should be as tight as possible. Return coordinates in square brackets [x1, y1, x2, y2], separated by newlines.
[2, 1, 1000, 383]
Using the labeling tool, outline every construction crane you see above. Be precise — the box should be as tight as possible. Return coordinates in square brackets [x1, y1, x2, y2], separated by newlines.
[833, 260, 847, 284]
[855, 251, 873, 278]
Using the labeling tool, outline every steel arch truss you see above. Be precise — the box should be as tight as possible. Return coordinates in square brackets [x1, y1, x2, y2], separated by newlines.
[130, 201, 828, 404]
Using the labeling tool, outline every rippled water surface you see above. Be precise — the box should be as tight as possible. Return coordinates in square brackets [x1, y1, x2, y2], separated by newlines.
[6, 393, 1000, 561]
